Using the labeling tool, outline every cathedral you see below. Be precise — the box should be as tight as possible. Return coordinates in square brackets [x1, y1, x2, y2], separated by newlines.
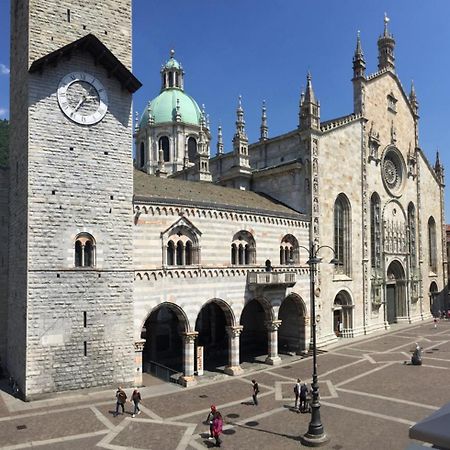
[0, 1, 446, 400]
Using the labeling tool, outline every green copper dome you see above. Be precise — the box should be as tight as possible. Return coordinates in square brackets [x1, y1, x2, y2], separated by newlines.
[140, 88, 202, 126]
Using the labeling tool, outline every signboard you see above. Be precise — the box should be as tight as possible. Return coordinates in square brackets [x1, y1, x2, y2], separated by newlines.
[196, 346, 204, 376]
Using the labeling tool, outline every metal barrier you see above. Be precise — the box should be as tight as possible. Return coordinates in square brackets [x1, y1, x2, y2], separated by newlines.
[146, 361, 181, 383]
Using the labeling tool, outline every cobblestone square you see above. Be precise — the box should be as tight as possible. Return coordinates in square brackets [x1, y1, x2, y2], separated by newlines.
[0, 320, 448, 449]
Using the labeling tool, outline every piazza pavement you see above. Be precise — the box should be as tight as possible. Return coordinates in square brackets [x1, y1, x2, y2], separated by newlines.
[1, 319, 449, 450]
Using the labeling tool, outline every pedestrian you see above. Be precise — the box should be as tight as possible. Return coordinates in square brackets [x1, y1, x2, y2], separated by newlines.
[434, 316, 438, 329]
[114, 387, 127, 416]
[251, 379, 259, 405]
[294, 378, 301, 409]
[131, 388, 142, 418]
[205, 405, 217, 440]
[212, 410, 223, 447]
[299, 381, 308, 412]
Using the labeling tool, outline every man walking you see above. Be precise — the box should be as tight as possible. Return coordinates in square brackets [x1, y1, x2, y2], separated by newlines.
[252, 379, 259, 405]
[294, 378, 301, 409]
[299, 381, 308, 412]
[131, 388, 142, 418]
[114, 387, 127, 416]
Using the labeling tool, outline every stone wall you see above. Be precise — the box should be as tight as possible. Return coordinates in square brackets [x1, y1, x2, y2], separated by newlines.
[0, 167, 9, 366]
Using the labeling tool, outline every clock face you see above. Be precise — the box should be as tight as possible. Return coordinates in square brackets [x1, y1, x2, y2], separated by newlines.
[57, 71, 108, 125]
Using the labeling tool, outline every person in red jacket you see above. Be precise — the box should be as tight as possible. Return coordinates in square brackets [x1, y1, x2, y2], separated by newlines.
[212, 410, 223, 447]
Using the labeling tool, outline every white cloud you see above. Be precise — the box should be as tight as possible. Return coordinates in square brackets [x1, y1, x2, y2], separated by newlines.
[0, 108, 8, 118]
[0, 64, 10, 75]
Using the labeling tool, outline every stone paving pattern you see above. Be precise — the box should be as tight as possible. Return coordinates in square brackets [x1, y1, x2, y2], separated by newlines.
[1, 320, 449, 449]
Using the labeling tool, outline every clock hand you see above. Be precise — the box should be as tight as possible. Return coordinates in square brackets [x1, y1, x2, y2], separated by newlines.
[74, 95, 87, 112]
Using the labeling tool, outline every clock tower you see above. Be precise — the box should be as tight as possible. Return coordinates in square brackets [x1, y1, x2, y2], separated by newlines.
[9, 0, 141, 399]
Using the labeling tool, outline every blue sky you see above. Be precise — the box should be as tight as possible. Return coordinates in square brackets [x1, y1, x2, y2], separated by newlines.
[1, 1, 450, 220]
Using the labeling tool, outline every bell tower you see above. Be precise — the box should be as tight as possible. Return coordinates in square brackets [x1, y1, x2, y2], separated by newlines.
[9, 0, 140, 399]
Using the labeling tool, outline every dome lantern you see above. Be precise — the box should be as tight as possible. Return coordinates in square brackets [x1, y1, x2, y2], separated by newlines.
[161, 49, 184, 91]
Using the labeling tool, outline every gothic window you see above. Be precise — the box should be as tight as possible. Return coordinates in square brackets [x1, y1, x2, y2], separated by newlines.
[140, 142, 145, 168]
[408, 203, 417, 268]
[428, 216, 437, 273]
[280, 234, 299, 265]
[187, 137, 197, 162]
[334, 194, 351, 275]
[231, 231, 256, 265]
[159, 136, 170, 162]
[164, 221, 200, 267]
[74, 233, 95, 268]
[370, 193, 381, 268]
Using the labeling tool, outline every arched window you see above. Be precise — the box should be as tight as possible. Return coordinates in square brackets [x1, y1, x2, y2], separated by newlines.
[168, 72, 174, 87]
[185, 241, 192, 265]
[74, 233, 95, 268]
[428, 216, 437, 273]
[140, 142, 145, 168]
[370, 193, 381, 269]
[165, 224, 199, 267]
[231, 231, 256, 265]
[176, 241, 183, 265]
[231, 243, 237, 265]
[167, 241, 175, 266]
[408, 203, 417, 268]
[280, 234, 299, 265]
[334, 194, 351, 275]
[159, 136, 170, 162]
[187, 137, 197, 162]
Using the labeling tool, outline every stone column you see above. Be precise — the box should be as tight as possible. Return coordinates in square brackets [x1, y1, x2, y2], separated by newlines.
[180, 331, 198, 387]
[224, 325, 244, 376]
[265, 320, 282, 365]
[133, 340, 146, 387]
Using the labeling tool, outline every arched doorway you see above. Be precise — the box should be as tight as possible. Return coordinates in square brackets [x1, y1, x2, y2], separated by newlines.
[386, 260, 407, 324]
[142, 303, 188, 376]
[278, 294, 306, 354]
[333, 291, 353, 337]
[429, 282, 438, 315]
[240, 299, 270, 362]
[195, 300, 233, 372]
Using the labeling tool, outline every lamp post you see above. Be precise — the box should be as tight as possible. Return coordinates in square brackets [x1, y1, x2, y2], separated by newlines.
[300, 242, 337, 447]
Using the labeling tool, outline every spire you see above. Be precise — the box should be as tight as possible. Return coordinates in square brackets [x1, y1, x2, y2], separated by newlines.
[352, 30, 366, 79]
[134, 111, 139, 133]
[235, 95, 246, 137]
[304, 71, 316, 103]
[377, 13, 396, 71]
[299, 72, 320, 130]
[201, 104, 207, 128]
[175, 98, 181, 122]
[409, 80, 419, 117]
[260, 100, 268, 141]
[217, 125, 224, 154]
[435, 149, 445, 183]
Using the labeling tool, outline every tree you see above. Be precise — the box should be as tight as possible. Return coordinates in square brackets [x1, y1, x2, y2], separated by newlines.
[0, 119, 9, 167]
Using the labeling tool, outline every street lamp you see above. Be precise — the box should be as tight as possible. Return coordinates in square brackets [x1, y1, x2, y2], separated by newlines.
[299, 242, 337, 447]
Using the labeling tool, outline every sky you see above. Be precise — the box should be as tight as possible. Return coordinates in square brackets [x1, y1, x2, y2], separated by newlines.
[0, 0, 450, 219]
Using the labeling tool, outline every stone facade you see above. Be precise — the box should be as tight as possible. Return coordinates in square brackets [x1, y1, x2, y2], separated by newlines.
[0, 168, 8, 366]
[1, 4, 446, 398]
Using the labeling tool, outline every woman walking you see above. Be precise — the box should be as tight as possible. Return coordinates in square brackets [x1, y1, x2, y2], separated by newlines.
[212, 410, 223, 447]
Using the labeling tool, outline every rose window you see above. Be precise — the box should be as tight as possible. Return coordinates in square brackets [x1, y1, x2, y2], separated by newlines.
[382, 149, 404, 196]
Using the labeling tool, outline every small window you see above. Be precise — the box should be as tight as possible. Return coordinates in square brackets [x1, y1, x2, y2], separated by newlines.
[74, 233, 96, 268]
[159, 136, 170, 162]
[140, 142, 145, 168]
[187, 137, 197, 162]
[387, 93, 397, 113]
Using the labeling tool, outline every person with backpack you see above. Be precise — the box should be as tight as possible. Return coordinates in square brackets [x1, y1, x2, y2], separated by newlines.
[299, 381, 308, 412]
[212, 410, 223, 447]
[294, 378, 301, 410]
[131, 388, 142, 418]
[114, 387, 127, 416]
[251, 379, 259, 405]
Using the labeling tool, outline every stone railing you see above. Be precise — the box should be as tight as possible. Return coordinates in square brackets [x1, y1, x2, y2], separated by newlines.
[247, 271, 296, 289]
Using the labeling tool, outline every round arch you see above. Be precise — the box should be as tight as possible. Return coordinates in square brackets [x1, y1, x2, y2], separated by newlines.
[141, 302, 190, 376]
[239, 296, 273, 362]
[333, 290, 353, 337]
[386, 260, 407, 324]
[277, 294, 307, 354]
[195, 298, 235, 372]
[429, 281, 439, 315]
